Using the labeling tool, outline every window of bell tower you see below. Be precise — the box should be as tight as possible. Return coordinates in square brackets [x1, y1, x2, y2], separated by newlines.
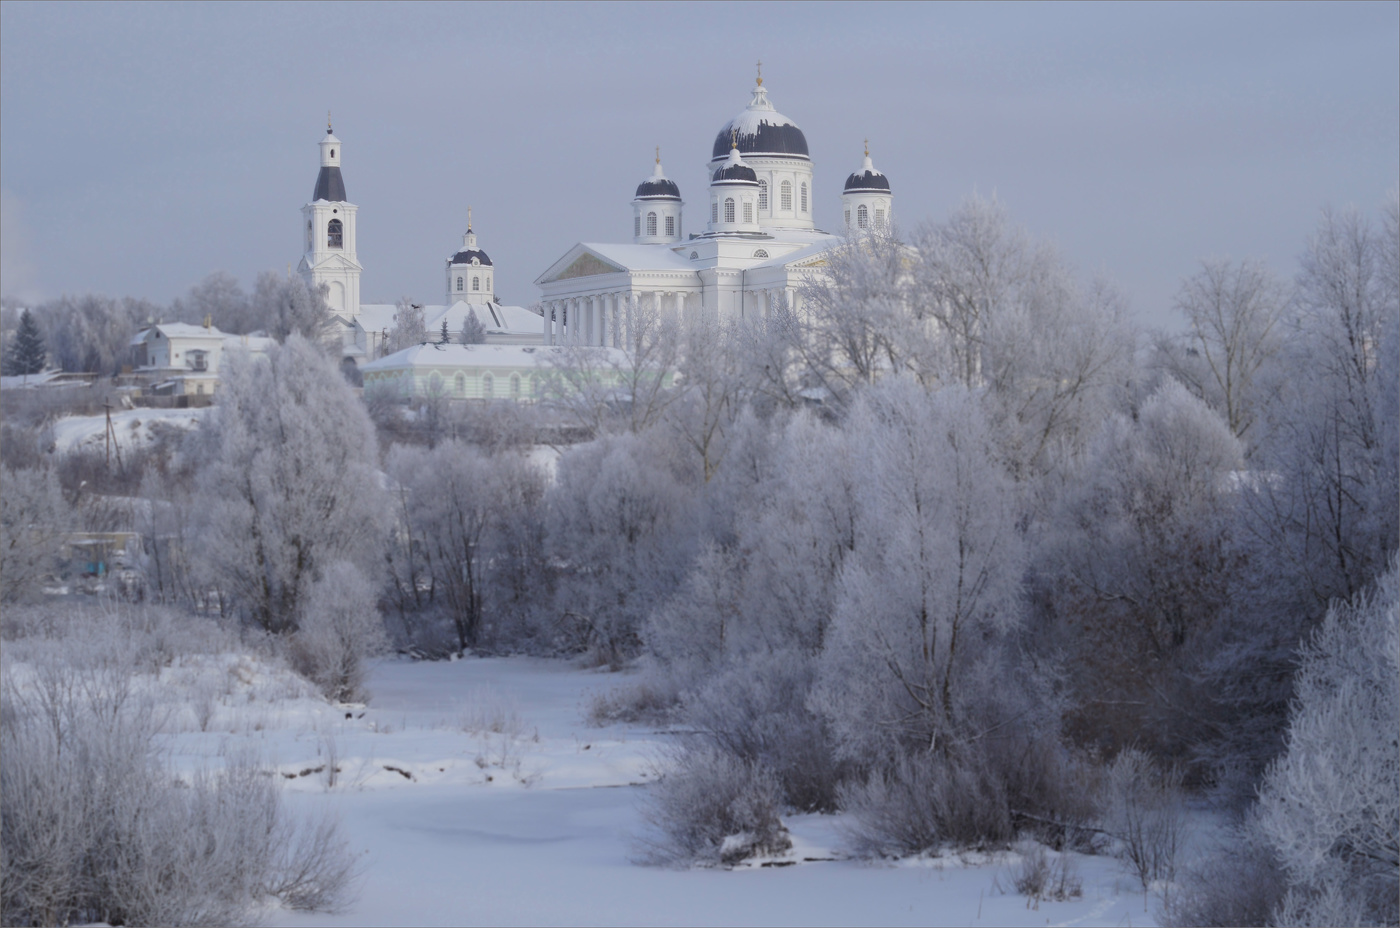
[457, 277, 464, 291]
[327, 219, 343, 248]
[647, 212, 657, 236]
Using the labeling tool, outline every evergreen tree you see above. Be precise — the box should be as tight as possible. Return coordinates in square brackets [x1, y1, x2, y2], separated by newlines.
[459, 311, 487, 345]
[3, 309, 47, 376]
[440, 318, 451, 344]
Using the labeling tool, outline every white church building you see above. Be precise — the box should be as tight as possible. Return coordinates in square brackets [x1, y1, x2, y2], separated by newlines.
[535, 70, 893, 346]
[296, 121, 543, 365]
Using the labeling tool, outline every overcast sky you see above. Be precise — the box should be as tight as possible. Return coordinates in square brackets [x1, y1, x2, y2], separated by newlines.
[2, 1, 1396, 329]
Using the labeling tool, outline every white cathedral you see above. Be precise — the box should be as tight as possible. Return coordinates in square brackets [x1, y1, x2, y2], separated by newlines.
[295, 71, 893, 386]
[536, 70, 893, 346]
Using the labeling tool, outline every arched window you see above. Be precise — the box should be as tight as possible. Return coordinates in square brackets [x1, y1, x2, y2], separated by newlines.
[306, 220, 313, 249]
[327, 218, 343, 248]
[845, 209, 851, 226]
[472, 276, 480, 291]
[634, 216, 641, 237]
[724, 198, 735, 223]
[455, 373, 466, 395]
[758, 180, 768, 210]
[457, 276, 464, 291]
[647, 212, 658, 236]
[482, 373, 494, 398]
[743, 201, 753, 223]
[485, 276, 491, 292]
[510, 373, 521, 398]
[330, 149, 335, 158]
[800, 183, 808, 213]
[780, 181, 792, 211]
[665, 215, 675, 236]
[753, 249, 769, 258]
[857, 204, 869, 229]
[875, 209, 886, 228]
[711, 200, 718, 223]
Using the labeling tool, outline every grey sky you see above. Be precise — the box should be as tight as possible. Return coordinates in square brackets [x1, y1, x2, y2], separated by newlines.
[2, 1, 1396, 330]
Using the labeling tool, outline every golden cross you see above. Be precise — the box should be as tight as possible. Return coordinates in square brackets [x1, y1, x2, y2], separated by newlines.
[655, 145, 661, 165]
[467, 205, 472, 231]
[327, 110, 332, 131]
[731, 127, 738, 149]
[756, 59, 763, 86]
[864, 138, 869, 158]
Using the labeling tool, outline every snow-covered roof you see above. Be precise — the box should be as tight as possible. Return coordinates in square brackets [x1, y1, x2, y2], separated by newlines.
[130, 322, 226, 345]
[355, 304, 401, 334]
[710, 84, 808, 161]
[579, 243, 697, 273]
[361, 343, 625, 373]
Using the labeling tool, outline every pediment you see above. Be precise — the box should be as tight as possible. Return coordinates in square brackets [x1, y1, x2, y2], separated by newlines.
[540, 249, 626, 283]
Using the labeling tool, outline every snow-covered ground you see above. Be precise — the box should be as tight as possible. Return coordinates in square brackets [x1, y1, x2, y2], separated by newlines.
[147, 654, 1166, 927]
[49, 406, 206, 454]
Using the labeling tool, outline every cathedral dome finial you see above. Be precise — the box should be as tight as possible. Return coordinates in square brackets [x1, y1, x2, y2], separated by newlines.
[756, 59, 763, 87]
[327, 110, 333, 135]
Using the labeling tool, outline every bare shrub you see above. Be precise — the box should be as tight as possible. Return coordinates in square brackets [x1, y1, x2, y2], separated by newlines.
[586, 676, 680, 726]
[1013, 841, 1082, 904]
[290, 562, 387, 703]
[0, 659, 355, 926]
[458, 685, 526, 737]
[1103, 748, 1186, 890]
[839, 750, 1013, 857]
[1163, 818, 1284, 928]
[640, 744, 791, 867]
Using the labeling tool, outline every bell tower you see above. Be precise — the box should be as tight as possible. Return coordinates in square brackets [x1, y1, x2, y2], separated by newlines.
[297, 115, 363, 318]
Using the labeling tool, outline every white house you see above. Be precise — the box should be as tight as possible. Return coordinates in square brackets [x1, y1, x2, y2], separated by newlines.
[534, 71, 894, 345]
[128, 324, 276, 396]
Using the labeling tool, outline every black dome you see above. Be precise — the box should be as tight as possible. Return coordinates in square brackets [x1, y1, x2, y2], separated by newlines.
[313, 165, 346, 202]
[712, 162, 758, 183]
[448, 248, 492, 267]
[844, 170, 890, 192]
[635, 178, 681, 199]
[711, 120, 809, 160]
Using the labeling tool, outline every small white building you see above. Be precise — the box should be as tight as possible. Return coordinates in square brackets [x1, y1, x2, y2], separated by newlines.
[128, 324, 276, 396]
[360, 343, 609, 402]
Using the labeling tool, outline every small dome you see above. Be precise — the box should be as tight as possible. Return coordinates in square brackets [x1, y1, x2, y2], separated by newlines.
[711, 82, 809, 161]
[712, 147, 758, 184]
[844, 152, 890, 192]
[635, 154, 681, 199]
[449, 247, 492, 267]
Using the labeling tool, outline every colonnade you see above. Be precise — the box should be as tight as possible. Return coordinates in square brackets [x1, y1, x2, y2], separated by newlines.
[541, 286, 800, 346]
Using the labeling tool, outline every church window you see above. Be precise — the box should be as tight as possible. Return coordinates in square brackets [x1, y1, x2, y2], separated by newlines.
[330, 149, 335, 158]
[780, 181, 792, 211]
[875, 208, 886, 228]
[845, 209, 851, 226]
[647, 212, 657, 236]
[327, 218, 343, 248]
[510, 373, 521, 398]
[743, 201, 753, 223]
[758, 180, 768, 210]
[486, 276, 491, 292]
[482, 373, 494, 398]
[635, 216, 641, 237]
[753, 249, 769, 258]
[306, 220, 312, 249]
[724, 198, 735, 223]
[711, 200, 718, 223]
[800, 183, 808, 212]
[457, 277, 464, 291]
[455, 373, 465, 395]
[857, 204, 869, 229]
[665, 215, 675, 236]
[472, 276, 480, 291]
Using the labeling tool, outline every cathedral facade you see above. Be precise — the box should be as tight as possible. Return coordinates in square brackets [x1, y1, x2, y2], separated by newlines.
[535, 72, 892, 346]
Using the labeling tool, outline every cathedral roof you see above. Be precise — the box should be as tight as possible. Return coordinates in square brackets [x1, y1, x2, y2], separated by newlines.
[711, 147, 759, 184]
[449, 248, 493, 267]
[711, 82, 809, 161]
[844, 152, 890, 192]
[313, 165, 347, 202]
[636, 155, 681, 199]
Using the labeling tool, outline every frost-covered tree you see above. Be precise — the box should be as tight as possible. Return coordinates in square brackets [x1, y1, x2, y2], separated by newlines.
[815, 380, 1024, 762]
[293, 561, 387, 702]
[35, 294, 156, 375]
[1044, 379, 1243, 759]
[1254, 559, 1398, 926]
[547, 429, 697, 663]
[2, 308, 46, 376]
[386, 298, 427, 355]
[1170, 258, 1286, 443]
[250, 272, 332, 344]
[190, 336, 387, 634]
[0, 465, 67, 603]
[171, 271, 251, 333]
[458, 311, 486, 345]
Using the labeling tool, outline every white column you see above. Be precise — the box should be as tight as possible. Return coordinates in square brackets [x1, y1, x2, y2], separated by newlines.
[608, 292, 619, 348]
[675, 290, 684, 324]
[591, 295, 602, 347]
[543, 301, 551, 344]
